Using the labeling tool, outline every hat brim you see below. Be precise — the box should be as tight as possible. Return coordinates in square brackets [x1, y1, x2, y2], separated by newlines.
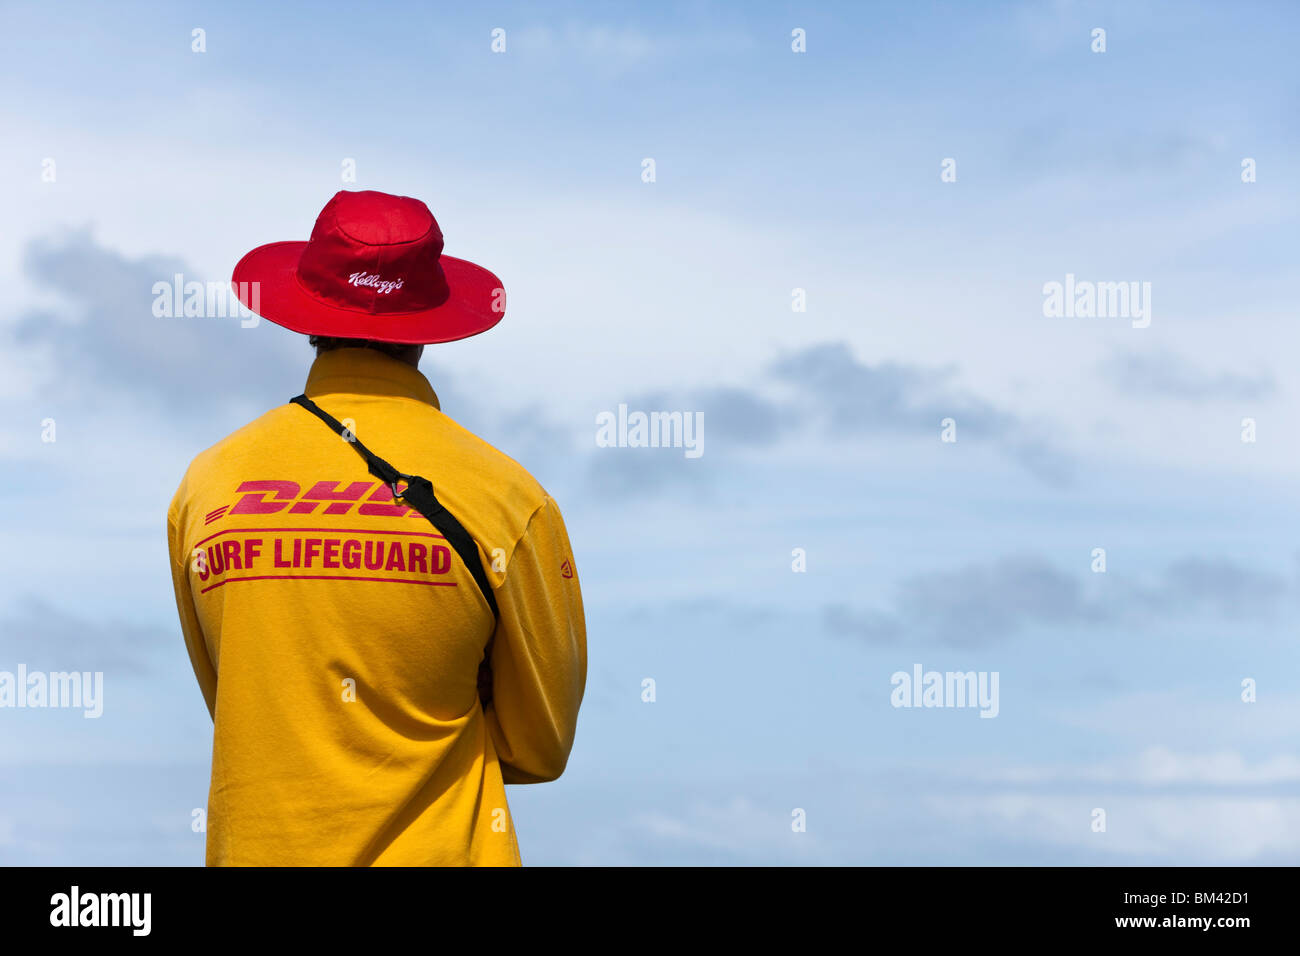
[230, 241, 505, 345]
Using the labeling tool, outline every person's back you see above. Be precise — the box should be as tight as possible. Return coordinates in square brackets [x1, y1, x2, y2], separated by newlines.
[166, 191, 586, 866]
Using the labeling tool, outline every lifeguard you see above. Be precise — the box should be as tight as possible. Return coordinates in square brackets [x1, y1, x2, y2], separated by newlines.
[167, 190, 587, 867]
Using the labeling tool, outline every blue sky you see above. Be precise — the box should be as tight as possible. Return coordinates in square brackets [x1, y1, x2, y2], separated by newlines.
[1, 0, 1298, 864]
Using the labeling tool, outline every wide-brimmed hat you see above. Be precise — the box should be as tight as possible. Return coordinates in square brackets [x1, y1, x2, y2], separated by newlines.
[231, 190, 505, 344]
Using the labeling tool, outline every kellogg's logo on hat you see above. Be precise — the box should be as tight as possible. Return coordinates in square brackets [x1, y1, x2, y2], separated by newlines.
[347, 272, 405, 295]
[231, 190, 505, 345]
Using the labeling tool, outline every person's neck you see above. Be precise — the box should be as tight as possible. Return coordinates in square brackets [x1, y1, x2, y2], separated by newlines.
[390, 344, 424, 368]
[317, 344, 424, 368]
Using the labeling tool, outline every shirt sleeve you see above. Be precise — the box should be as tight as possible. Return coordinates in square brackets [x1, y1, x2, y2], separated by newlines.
[484, 494, 587, 784]
[168, 490, 218, 720]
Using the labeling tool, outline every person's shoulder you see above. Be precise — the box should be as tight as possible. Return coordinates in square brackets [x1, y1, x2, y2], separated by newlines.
[170, 405, 298, 504]
[430, 407, 549, 506]
[191, 405, 299, 472]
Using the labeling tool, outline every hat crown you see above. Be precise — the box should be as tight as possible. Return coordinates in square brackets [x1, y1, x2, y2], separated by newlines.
[296, 190, 450, 314]
[321, 190, 442, 247]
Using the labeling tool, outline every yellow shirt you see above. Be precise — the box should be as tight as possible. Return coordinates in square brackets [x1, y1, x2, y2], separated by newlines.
[166, 348, 587, 866]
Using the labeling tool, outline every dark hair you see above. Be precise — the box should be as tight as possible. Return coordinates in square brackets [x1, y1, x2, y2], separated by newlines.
[308, 336, 412, 360]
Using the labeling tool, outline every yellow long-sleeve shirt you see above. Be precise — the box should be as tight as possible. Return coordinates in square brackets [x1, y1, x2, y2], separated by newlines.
[166, 347, 586, 866]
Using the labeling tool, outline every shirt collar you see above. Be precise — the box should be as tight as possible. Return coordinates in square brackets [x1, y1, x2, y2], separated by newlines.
[303, 347, 440, 409]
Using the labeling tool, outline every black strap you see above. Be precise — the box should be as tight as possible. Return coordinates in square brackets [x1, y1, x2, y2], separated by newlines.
[289, 394, 500, 622]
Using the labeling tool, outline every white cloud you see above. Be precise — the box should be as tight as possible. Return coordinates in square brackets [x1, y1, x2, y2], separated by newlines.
[985, 747, 1300, 786]
[927, 792, 1300, 861]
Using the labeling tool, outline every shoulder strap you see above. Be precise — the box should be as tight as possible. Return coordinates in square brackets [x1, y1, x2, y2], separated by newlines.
[288, 394, 500, 623]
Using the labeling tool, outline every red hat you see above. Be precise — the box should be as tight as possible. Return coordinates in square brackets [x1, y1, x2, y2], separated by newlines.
[231, 190, 505, 344]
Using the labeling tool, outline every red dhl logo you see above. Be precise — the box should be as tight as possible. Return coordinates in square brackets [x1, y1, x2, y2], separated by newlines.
[208, 480, 423, 523]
